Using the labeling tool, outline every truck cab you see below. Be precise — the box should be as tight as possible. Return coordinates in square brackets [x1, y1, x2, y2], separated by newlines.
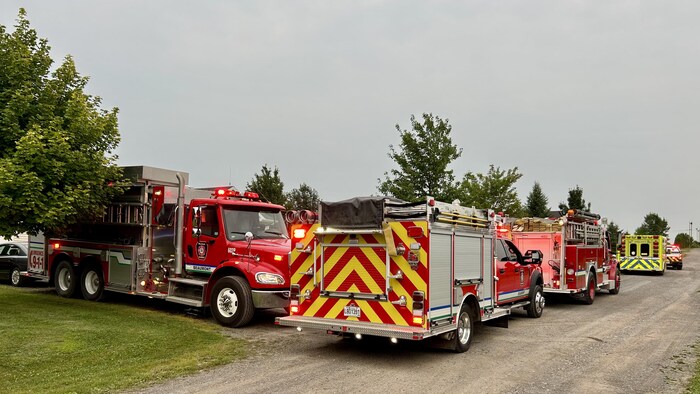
[495, 238, 540, 305]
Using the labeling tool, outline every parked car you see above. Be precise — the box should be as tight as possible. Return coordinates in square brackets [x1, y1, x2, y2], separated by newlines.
[0, 242, 28, 286]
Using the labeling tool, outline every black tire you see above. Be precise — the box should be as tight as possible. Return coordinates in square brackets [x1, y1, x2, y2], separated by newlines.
[10, 266, 23, 287]
[452, 304, 475, 353]
[80, 265, 105, 301]
[526, 284, 545, 318]
[209, 276, 255, 327]
[582, 273, 596, 305]
[54, 260, 77, 297]
[678, 263, 683, 270]
[609, 269, 621, 295]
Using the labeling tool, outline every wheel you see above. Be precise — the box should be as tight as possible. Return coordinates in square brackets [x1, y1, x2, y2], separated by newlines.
[55, 260, 77, 297]
[526, 284, 545, 318]
[609, 269, 621, 295]
[209, 276, 255, 327]
[80, 265, 105, 301]
[452, 304, 475, 353]
[582, 274, 596, 305]
[678, 263, 683, 270]
[10, 266, 22, 287]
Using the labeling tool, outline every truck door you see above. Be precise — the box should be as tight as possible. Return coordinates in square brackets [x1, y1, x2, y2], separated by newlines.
[495, 239, 529, 304]
[184, 204, 228, 273]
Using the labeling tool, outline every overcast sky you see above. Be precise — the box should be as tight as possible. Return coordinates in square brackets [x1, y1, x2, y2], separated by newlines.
[2, 1, 699, 240]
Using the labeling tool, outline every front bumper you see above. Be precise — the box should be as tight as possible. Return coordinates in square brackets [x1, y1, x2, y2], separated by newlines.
[251, 290, 290, 309]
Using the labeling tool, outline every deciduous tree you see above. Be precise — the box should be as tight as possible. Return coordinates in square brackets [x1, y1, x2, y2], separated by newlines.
[0, 9, 123, 238]
[634, 213, 669, 237]
[247, 164, 286, 206]
[457, 165, 524, 216]
[286, 183, 320, 211]
[378, 113, 461, 202]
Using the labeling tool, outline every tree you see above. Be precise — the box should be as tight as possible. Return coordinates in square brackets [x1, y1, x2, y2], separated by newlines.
[246, 164, 286, 206]
[456, 165, 524, 216]
[378, 113, 461, 202]
[674, 233, 694, 249]
[607, 221, 621, 248]
[634, 213, 669, 237]
[558, 185, 591, 212]
[286, 183, 320, 211]
[0, 9, 123, 238]
[525, 182, 549, 217]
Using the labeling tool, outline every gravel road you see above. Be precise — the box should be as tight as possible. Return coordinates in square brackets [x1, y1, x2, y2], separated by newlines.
[129, 250, 700, 394]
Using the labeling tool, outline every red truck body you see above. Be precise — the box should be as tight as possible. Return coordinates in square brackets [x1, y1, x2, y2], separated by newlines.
[27, 166, 290, 327]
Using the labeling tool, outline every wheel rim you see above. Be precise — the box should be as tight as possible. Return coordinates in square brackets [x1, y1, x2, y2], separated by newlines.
[58, 267, 71, 291]
[217, 287, 239, 318]
[84, 270, 100, 295]
[457, 311, 471, 345]
[535, 291, 545, 314]
[11, 269, 20, 285]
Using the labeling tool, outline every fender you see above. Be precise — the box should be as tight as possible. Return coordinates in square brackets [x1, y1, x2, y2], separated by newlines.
[529, 269, 543, 293]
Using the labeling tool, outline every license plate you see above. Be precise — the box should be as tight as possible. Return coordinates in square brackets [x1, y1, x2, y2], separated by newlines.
[344, 305, 361, 318]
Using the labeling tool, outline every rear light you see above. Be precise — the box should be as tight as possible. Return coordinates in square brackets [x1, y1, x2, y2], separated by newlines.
[407, 226, 424, 238]
[407, 251, 419, 270]
[290, 304, 299, 314]
[293, 228, 306, 239]
[53, 243, 60, 250]
[412, 291, 425, 325]
[290, 284, 300, 299]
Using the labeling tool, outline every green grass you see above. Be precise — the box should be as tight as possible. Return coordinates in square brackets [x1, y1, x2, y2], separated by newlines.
[690, 343, 700, 393]
[0, 286, 247, 393]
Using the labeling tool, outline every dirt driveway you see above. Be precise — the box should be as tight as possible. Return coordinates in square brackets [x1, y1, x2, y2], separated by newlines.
[129, 250, 700, 393]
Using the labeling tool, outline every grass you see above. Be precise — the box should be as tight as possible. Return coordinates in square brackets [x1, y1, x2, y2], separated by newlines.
[0, 286, 247, 393]
[690, 343, 700, 393]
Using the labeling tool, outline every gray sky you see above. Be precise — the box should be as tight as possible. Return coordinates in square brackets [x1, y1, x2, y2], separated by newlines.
[2, 1, 699, 240]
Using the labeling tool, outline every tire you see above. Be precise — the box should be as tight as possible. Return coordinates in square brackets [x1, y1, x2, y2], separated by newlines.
[452, 304, 475, 353]
[80, 265, 105, 301]
[209, 276, 255, 327]
[10, 266, 22, 287]
[609, 269, 621, 295]
[55, 260, 77, 297]
[582, 273, 596, 305]
[678, 263, 683, 270]
[526, 284, 545, 318]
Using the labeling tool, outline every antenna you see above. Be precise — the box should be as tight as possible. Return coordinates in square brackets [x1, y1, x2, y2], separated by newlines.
[228, 166, 232, 186]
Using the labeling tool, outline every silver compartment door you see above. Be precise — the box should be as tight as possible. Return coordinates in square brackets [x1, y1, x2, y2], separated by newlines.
[429, 231, 453, 321]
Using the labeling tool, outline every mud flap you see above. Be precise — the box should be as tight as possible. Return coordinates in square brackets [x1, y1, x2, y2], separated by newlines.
[483, 315, 509, 328]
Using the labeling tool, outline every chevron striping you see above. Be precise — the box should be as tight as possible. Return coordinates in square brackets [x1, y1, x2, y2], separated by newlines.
[325, 256, 384, 294]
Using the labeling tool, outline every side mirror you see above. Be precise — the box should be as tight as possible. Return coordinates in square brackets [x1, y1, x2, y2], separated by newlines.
[524, 250, 543, 264]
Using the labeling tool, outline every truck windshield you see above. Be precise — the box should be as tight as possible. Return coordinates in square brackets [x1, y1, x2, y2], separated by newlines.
[222, 208, 288, 241]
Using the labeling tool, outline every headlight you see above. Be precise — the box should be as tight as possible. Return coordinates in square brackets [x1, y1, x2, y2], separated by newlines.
[255, 272, 285, 285]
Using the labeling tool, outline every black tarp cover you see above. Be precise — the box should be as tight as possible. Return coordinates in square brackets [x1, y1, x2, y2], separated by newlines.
[320, 197, 387, 229]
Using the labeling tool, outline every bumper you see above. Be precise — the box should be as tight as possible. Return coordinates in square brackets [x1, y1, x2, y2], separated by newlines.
[276, 315, 435, 340]
[251, 290, 290, 309]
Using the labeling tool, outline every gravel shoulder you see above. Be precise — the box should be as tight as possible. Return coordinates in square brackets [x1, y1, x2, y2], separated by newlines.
[127, 250, 700, 394]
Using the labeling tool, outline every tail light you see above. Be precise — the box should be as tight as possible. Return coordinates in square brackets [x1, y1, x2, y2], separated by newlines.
[289, 284, 300, 315]
[412, 291, 425, 325]
[407, 251, 419, 270]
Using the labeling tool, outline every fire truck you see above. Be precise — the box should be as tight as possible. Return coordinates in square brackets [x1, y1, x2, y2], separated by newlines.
[277, 196, 545, 353]
[26, 166, 290, 327]
[510, 210, 620, 304]
[665, 244, 683, 270]
[618, 234, 666, 274]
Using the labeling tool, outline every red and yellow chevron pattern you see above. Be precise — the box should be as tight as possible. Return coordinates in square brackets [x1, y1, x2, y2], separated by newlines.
[289, 221, 429, 328]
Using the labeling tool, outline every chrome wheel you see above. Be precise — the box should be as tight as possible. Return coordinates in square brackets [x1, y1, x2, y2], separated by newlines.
[57, 266, 72, 292]
[534, 290, 545, 315]
[84, 270, 99, 295]
[217, 287, 239, 318]
[457, 311, 472, 345]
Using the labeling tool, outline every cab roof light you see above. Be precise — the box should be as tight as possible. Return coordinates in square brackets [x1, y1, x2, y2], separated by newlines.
[243, 191, 259, 199]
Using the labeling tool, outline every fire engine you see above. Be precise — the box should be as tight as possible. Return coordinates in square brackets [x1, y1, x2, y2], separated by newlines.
[277, 196, 545, 353]
[510, 210, 620, 304]
[26, 166, 290, 327]
[665, 244, 683, 270]
[618, 234, 666, 274]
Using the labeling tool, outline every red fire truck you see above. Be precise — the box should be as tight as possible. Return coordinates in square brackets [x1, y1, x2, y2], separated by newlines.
[510, 210, 620, 304]
[277, 196, 545, 352]
[26, 166, 290, 327]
